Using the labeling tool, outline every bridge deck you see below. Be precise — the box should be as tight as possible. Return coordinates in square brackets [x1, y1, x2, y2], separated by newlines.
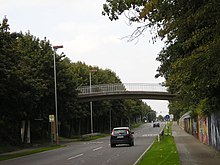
[77, 83, 176, 102]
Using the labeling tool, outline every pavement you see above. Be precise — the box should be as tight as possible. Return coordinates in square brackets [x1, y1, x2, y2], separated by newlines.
[172, 121, 220, 165]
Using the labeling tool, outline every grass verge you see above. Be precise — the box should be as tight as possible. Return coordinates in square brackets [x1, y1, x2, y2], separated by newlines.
[137, 122, 180, 165]
[0, 145, 63, 161]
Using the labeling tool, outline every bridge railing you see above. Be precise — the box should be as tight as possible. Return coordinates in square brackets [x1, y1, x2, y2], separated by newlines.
[77, 83, 168, 95]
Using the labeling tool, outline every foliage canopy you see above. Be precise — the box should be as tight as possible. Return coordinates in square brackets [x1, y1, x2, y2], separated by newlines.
[103, 0, 220, 117]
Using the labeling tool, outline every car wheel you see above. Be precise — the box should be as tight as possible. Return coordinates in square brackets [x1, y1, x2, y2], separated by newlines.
[111, 144, 116, 147]
[130, 141, 134, 146]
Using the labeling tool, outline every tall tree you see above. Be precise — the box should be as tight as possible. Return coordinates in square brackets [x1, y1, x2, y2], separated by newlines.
[103, 0, 220, 116]
[0, 17, 22, 144]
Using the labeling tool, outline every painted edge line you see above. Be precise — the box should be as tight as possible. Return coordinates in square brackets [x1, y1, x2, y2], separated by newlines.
[134, 125, 166, 165]
[133, 142, 154, 165]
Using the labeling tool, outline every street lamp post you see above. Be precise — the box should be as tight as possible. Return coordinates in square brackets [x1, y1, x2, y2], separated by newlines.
[53, 45, 63, 145]
[89, 69, 97, 134]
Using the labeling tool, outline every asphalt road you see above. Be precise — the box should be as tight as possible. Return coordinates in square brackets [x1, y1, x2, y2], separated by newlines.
[1, 123, 164, 165]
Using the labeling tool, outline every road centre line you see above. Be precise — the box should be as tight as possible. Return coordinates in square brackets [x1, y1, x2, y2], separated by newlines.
[67, 147, 103, 160]
[93, 147, 103, 151]
[68, 153, 84, 160]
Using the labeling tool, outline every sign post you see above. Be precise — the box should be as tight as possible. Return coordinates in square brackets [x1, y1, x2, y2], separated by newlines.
[49, 115, 55, 144]
[170, 114, 174, 121]
[165, 115, 170, 135]
[165, 115, 170, 121]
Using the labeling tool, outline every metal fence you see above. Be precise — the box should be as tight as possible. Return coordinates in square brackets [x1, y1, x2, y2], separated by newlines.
[77, 83, 168, 95]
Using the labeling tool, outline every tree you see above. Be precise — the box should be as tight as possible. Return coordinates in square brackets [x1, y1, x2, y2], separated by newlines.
[0, 17, 22, 144]
[0, 18, 79, 144]
[157, 115, 164, 121]
[102, 0, 220, 117]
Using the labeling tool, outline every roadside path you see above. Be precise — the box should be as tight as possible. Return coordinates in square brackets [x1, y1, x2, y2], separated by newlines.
[173, 122, 220, 165]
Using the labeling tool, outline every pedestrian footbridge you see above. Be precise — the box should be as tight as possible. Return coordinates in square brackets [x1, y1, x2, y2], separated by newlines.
[77, 83, 176, 102]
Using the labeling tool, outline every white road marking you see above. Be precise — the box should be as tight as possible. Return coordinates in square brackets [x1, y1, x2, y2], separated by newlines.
[92, 141, 103, 144]
[133, 141, 154, 165]
[68, 153, 84, 160]
[142, 134, 158, 137]
[84, 141, 103, 144]
[93, 147, 103, 151]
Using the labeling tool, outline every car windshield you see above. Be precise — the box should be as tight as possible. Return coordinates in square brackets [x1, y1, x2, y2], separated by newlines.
[113, 129, 128, 135]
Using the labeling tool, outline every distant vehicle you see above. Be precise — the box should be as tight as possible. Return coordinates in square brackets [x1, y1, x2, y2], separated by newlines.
[153, 121, 160, 127]
[110, 127, 134, 147]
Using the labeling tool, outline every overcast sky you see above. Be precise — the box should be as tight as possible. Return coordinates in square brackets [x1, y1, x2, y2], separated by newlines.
[1, 0, 169, 116]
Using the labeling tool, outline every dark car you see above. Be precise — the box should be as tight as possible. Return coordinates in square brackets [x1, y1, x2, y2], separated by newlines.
[153, 121, 160, 127]
[110, 127, 134, 147]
